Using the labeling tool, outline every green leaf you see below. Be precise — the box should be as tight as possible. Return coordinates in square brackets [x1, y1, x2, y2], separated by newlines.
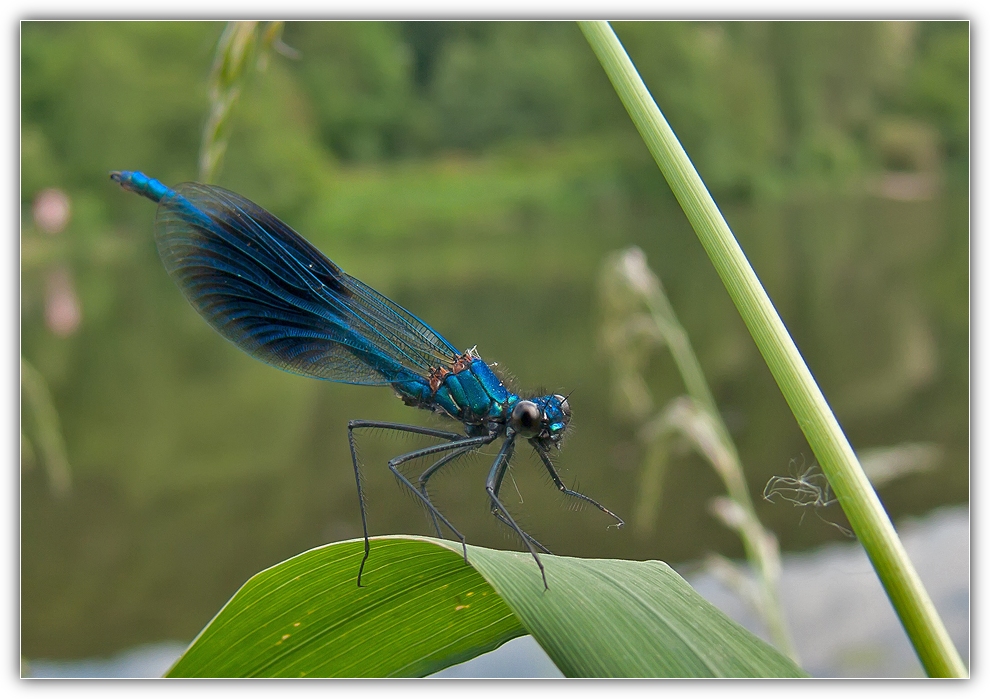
[432, 539, 805, 678]
[168, 536, 806, 677]
[166, 537, 526, 677]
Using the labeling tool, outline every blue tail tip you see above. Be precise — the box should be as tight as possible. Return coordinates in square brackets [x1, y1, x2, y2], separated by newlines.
[109, 170, 169, 203]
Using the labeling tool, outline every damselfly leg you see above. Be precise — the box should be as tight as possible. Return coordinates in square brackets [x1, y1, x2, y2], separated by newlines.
[416, 446, 484, 537]
[532, 444, 625, 528]
[485, 436, 551, 590]
[347, 420, 495, 585]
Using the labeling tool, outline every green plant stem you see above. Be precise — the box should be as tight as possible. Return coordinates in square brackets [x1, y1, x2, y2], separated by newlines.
[579, 20, 965, 678]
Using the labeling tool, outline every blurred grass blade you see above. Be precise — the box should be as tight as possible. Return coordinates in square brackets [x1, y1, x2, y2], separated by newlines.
[199, 21, 288, 183]
[859, 442, 942, 487]
[166, 537, 525, 677]
[579, 20, 966, 678]
[601, 248, 795, 660]
[169, 536, 804, 678]
[21, 357, 71, 496]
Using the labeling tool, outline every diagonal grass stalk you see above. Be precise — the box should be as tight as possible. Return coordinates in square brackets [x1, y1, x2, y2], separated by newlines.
[579, 20, 965, 678]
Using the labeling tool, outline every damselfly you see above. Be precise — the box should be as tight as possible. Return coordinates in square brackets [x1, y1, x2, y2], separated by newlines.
[110, 171, 623, 588]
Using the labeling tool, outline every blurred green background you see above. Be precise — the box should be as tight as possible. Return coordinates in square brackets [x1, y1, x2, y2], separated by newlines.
[21, 21, 968, 662]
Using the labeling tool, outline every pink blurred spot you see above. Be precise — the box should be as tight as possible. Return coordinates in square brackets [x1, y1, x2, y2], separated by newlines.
[33, 188, 71, 235]
[45, 266, 82, 337]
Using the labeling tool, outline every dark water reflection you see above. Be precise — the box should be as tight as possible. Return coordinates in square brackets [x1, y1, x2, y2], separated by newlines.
[21, 188, 968, 660]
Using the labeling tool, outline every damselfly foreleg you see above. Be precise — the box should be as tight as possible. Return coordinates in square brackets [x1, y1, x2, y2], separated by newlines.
[532, 443, 624, 529]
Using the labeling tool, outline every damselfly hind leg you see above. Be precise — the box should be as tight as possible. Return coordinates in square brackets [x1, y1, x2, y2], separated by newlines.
[387, 434, 496, 558]
[347, 420, 494, 586]
[416, 446, 480, 538]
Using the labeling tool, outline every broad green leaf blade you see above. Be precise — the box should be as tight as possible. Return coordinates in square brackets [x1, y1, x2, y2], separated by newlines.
[167, 537, 525, 677]
[168, 535, 804, 677]
[434, 540, 806, 678]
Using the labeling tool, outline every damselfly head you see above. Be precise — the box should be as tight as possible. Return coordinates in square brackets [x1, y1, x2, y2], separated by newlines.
[510, 393, 571, 445]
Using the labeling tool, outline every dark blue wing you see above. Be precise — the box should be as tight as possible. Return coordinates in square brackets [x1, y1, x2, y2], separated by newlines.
[153, 182, 460, 385]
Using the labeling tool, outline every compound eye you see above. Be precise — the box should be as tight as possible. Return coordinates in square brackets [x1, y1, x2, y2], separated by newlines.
[554, 394, 571, 419]
[510, 400, 543, 438]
